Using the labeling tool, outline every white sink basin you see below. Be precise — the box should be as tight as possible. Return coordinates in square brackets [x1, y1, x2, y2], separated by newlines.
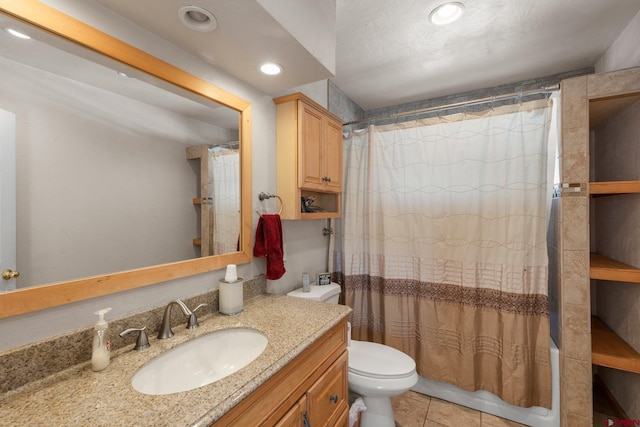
[131, 328, 268, 395]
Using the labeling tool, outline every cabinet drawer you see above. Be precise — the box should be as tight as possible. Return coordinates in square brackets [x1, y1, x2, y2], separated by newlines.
[307, 351, 348, 427]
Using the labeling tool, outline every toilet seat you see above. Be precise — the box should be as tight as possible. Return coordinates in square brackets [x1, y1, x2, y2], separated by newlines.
[348, 340, 416, 379]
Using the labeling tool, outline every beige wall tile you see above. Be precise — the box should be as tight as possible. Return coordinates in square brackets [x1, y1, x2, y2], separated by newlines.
[563, 357, 593, 416]
[561, 152, 589, 183]
[562, 126, 589, 158]
[588, 67, 640, 98]
[561, 250, 590, 306]
[561, 77, 588, 131]
[561, 197, 589, 251]
[562, 303, 591, 361]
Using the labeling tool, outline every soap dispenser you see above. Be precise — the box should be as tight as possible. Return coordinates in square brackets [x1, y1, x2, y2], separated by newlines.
[92, 308, 112, 372]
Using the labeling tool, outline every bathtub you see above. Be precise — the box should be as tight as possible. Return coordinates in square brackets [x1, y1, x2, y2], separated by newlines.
[411, 338, 560, 427]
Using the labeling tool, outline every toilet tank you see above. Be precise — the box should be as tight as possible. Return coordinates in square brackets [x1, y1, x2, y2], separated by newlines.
[286, 283, 341, 304]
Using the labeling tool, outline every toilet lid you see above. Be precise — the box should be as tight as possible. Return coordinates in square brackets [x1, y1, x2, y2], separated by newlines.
[348, 341, 416, 379]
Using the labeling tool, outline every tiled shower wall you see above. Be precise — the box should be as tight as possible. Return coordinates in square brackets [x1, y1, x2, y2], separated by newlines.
[556, 67, 640, 425]
[556, 75, 592, 426]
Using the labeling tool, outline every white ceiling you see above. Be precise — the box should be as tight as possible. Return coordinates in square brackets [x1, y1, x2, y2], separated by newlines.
[88, 1, 640, 110]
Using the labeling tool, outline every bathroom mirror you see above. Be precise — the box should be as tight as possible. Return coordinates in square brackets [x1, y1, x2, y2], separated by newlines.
[0, 1, 252, 318]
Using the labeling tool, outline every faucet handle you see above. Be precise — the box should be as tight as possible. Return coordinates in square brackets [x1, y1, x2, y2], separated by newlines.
[119, 327, 150, 350]
[186, 303, 208, 329]
[158, 299, 193, 339]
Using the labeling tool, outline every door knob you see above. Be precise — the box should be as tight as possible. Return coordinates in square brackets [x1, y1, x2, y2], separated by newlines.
[2, 269, 20, 280]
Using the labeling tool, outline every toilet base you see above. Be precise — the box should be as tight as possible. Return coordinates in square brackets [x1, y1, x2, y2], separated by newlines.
[359, 396, 395, 427]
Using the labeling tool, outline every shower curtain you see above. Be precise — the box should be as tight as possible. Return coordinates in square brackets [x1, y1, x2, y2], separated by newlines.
[332, 99, 555, 408]
[208, 148, 240, 255]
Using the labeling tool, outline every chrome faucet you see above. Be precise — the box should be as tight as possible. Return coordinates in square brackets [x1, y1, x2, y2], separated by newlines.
[157, 299, 193, 339]
[157, 300, 208, 339]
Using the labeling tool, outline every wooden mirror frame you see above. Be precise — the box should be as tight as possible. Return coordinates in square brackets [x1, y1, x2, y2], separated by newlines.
[0, 0, 253, 319]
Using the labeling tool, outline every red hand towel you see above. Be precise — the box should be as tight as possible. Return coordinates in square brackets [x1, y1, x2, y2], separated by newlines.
[253, 214, 286, 280]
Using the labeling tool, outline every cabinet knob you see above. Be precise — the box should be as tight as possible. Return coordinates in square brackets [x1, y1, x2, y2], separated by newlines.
[329, 394, 338, 404]
[2, 269, 19, 280]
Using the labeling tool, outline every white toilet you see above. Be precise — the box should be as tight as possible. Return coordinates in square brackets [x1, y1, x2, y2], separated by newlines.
[287, 283, 418, 427]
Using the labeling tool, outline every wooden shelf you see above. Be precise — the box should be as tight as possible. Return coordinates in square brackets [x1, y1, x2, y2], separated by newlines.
[589, 180, 640, 195]
[300, 212, 342, 220]
[590, 253, 640, 283]
[592, 316, 640, 374]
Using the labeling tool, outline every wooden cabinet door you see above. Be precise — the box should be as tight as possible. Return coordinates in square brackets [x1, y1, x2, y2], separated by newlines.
[307, 351, 348, 427]
[324, 118, 343, 193]
[275, 395, 308, 427]
[300, 103, 324, 190]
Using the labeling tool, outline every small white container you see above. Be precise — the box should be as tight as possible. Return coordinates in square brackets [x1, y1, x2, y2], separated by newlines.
[219, 279, 243, 315]
[219, 264, 243, 315]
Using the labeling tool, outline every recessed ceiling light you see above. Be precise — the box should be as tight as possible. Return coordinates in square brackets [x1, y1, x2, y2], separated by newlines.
[260, 63, 283, 76]
[178, 6, 218, 32]
[429, 2, 464, 25]
[6, 28, 31, 39]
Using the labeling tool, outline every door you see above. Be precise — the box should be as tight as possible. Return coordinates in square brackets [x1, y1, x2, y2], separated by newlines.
[299, 102, 324, 190]
[0, 109, 17, 291]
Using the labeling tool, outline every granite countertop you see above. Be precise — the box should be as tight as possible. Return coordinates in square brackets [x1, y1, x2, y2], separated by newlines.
[0, 294, 352, 427]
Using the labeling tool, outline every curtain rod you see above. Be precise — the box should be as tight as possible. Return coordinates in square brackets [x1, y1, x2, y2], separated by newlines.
[343, 84, 560, 126]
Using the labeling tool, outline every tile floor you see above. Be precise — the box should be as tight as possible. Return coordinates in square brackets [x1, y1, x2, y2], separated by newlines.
[390, 391, 528, 427]
[392, 389, 615, 427]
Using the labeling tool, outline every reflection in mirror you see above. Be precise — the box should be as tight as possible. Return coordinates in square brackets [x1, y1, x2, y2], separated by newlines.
[0, 2, 252, 317]
[187, 143, 240, 256]
[0, 13, 240, 289]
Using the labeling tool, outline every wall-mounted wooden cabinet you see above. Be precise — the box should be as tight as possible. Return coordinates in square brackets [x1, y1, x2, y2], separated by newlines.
[274, 93, 343, 219]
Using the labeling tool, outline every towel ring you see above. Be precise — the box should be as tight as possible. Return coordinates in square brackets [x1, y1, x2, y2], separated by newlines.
[256, 192, 283, 217]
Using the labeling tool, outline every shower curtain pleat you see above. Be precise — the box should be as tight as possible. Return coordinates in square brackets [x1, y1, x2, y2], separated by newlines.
[332, 100, 554, 409]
